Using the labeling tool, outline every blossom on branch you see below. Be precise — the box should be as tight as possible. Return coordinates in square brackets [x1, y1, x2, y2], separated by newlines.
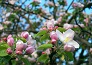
[56, 29, 79, 48]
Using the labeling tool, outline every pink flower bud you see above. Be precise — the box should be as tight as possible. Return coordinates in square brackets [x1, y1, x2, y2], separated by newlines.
[50, 31, 58, 44]
[7, 37, 14, 46]
[16, 50, 22, 55]
[21, 32, 29, 39]
[50, 31, 58, 40]
[64, 44, 75, 52]
[25, 46, 35, 54]
[6, 48, 12, 54]
[7, 35, 12, 39]
[16, 40, 27, 51]
[51, 39, 57, 44]
[63, 23, 73, 30]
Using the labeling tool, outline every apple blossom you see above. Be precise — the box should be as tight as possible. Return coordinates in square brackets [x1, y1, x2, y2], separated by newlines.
[21, 31, 29, 39]
[50, 31, 58, 44]
[7, 35, 14, 46]
[56, 29, 79, 48]
[27, 35, 33, 44]
[64, 44, 75, 52]
[63, 23, 73, 30]
[16, 40, 27, 51]
[16, 50, 22, 55]
[46, 20, 54, 30]
[46, 19, 57, 30]
[6, 48, 12, 54]
[25, 46, 35, 54]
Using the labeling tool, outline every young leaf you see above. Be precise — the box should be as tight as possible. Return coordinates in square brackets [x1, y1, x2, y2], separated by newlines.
[0, 50, 8, 56]
[37, 54, 49, 63]
[57, 27, 66, 33]
[38, 44, 52, 50]
[34, 30, 47, 38]
[40, 33, 49, 42]
[0, 44, 10, 56]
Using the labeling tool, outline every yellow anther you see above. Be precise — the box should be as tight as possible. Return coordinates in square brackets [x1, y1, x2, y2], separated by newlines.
[64, 37, 70, 43]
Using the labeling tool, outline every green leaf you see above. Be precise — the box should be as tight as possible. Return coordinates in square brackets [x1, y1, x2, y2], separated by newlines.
[40, 33, 49, 42]
[38, 44, 52, 50]
[0, 44, 10, 49]
[20, 38, 26, 43]
[0, 44, 10, 56]
[11, 60, 17, 65]
[22, 58, 31, 65]
[34, 30, 47, 38]
[65, 52, 74, 61]
[37, 54, 49, 63]
[0, 50, 8, 56]
[57, 27, 66, 33]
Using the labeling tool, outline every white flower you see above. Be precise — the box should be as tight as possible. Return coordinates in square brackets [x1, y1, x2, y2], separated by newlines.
[56, 29, 79, 48]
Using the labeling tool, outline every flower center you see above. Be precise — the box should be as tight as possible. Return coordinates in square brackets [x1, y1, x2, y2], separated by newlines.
[64, 37, 71, 43]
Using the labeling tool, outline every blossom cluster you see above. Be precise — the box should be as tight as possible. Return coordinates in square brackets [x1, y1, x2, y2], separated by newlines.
[6, 32, 36, 55]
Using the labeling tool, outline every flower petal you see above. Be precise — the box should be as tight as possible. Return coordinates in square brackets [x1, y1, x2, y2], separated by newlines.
[56, 30, 65, 42]
[67, 40, 79, 48]
[63, 29, 74, 39]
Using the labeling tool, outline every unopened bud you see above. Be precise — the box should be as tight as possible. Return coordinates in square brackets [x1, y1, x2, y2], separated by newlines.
[21, 32, 29, 39]
[26, 46, 35, 54]
[6, 48, 12, 54]
[16, 50, 22, 55]
[64, 44, 75, 52]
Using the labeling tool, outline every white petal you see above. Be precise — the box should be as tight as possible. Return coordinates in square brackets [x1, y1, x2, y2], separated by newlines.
[67, 40, 79, 48]
[63, 29, 74, 39]
[56, 30, 65, 42]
